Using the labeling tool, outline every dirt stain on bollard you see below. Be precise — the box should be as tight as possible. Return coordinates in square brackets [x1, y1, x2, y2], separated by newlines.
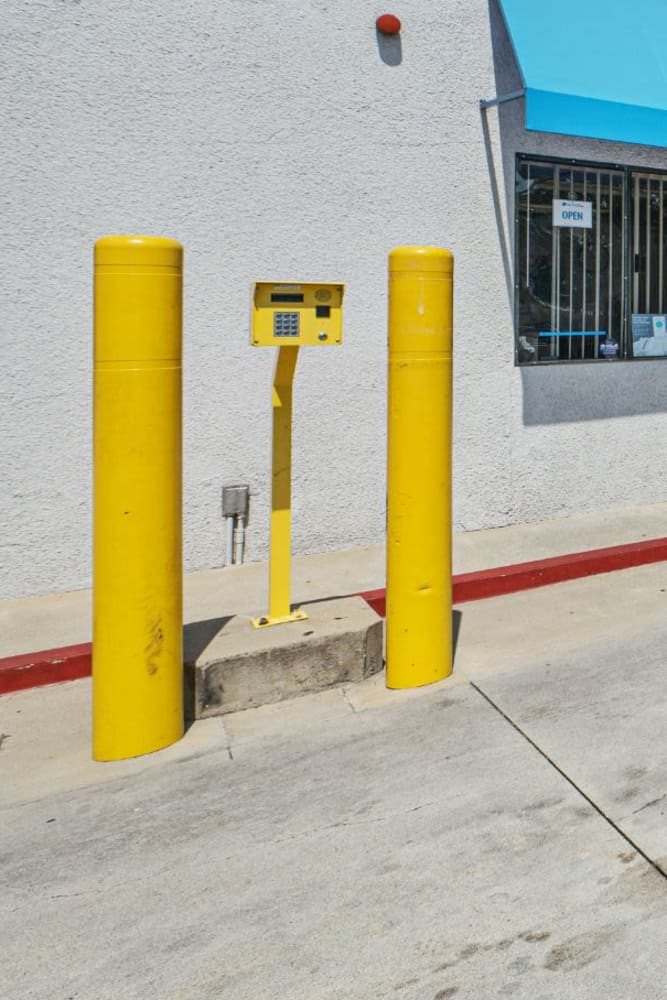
[145, 615, 164, 675]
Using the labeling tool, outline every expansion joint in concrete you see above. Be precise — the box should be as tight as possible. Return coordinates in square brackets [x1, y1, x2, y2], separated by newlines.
[469, 682, 667, 884]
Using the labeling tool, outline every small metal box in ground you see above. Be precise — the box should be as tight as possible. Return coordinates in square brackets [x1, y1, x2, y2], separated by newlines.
[250, 282, 344, 347]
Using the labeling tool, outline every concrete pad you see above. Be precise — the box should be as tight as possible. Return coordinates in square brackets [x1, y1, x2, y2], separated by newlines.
[188, 595, 383, 716]
[0, 586, 92, 658]
[454, 498, 667, 571]
[2, 681, 666, 1000]
[454, 559, 667, 678]
[184, 545, 385, 622]
[0, 678, 231, 807]
[342, 664, 467, 713]
[470, 624, 667, 869]
[222, 686, 353, 751]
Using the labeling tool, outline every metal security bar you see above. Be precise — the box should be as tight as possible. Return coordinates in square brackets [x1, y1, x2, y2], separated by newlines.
[516, 158, 625, 363]
[632, 172, 667, 315]
[629, 172, 667, 358]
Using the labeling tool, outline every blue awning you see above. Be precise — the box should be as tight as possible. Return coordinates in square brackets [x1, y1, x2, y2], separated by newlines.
[497, 0, 667, 148]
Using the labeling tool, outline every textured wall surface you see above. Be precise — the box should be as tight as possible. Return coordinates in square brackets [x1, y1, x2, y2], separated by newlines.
[2, 0, 667, 600]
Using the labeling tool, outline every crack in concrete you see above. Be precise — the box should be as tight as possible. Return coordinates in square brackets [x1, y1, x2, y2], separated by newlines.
[632, 793, 666, 816]
[341, 686, 358, 714]
[47, 865, 173, 902]
[220, 718, 234, 761]
[469, 682, 667, 883]
[268, 800, 436, 847]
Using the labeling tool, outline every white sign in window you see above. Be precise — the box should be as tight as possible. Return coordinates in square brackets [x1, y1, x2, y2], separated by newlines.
[552, 199, 593, 228]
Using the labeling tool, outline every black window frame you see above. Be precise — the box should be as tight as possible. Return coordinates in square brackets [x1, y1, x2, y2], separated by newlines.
[514, 152, 667, 366]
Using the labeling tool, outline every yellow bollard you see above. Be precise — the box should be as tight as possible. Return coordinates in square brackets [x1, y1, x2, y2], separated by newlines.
[93, 235, 184, 760]
[385, 246, 454, 689]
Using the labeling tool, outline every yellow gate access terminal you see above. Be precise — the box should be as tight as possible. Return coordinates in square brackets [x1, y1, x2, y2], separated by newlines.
[250, 282, 344, 627]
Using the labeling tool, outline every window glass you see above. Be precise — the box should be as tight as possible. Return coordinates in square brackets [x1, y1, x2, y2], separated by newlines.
[516, 159, 625, 363]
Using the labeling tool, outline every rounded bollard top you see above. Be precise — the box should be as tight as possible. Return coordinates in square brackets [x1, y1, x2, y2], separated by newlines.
[94, 236, 182, 362]
[389, 245, 453, 274]
[95, 235, 183, 270]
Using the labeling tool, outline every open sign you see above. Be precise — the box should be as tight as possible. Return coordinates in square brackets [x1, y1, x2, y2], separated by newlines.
[552, 199, 593, 229]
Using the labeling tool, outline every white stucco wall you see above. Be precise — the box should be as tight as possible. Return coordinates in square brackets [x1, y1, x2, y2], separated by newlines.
[3, 0, 667, 600]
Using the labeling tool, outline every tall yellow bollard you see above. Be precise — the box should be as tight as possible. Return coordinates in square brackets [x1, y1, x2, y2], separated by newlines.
[93, 235, 184, 760]
[385, 246, 454, 689]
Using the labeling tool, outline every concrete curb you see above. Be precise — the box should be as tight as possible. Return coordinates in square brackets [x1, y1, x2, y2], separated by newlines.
[3, 535, 667, 695]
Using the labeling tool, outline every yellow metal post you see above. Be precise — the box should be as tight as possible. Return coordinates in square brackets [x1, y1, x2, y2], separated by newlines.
[252, 345, 307, 627]
[93, 235, 184, 760]
[385, 246, 454, 689]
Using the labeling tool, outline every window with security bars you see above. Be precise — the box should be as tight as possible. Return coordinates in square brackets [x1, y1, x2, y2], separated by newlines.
[515, 156, 667, 364]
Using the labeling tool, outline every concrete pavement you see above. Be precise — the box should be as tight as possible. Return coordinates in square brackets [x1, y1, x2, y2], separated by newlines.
[2, 558, 667, 999]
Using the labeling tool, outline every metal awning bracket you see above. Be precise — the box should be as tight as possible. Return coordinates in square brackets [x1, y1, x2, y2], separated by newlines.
[479, 89, 524, 110]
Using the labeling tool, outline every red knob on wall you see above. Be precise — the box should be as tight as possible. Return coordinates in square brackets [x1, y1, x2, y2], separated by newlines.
[376, 13, 401, 35]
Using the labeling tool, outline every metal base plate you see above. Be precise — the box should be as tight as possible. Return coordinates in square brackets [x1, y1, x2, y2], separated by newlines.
[251, 609, 309, 629]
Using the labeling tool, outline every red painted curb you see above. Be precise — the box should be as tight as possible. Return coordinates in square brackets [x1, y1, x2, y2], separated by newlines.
[361, 535, 667, 616]
[0, 642, 91, 695]
[3, 535, 667, 696]
[452, 535, 667, 602]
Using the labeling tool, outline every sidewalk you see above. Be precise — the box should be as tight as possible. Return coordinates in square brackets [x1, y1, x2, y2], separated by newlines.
[2, 554, 667, 999]
[3, 500, 667, 660]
